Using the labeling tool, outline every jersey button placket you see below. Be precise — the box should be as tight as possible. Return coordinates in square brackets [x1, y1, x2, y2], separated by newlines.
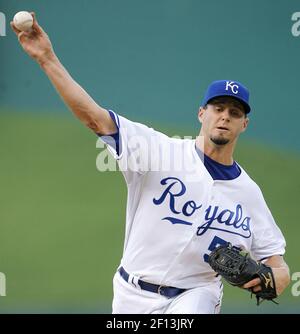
[211, 182, 216, 201]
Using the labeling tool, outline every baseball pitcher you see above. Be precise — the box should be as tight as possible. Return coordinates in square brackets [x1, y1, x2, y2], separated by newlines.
[11, 13, 290, 314]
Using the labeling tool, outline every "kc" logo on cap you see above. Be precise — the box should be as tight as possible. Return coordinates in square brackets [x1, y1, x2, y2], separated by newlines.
[225, 81, 239, 94]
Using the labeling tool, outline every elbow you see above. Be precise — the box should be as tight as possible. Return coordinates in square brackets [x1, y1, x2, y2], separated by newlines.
[276, 265, 291, 296]
[284, 266, 291, 288]
[86, 119, 101, 133]
[84, 117, 105, 134]
[281, 270, 291, 295]
[282, 262, 291, 288]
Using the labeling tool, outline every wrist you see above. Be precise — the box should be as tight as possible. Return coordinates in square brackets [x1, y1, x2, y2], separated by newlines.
[37, 51, 58, 69]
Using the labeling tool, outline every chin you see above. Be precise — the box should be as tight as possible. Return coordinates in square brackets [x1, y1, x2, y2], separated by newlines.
[210, 136, 230, 146]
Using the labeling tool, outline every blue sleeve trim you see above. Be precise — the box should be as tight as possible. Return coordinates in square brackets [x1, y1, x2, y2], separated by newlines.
[97, 110, 121, 156]
[108, 110, 120, 129]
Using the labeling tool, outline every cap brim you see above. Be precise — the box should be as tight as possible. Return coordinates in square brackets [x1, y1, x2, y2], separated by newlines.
[206, 95, 251, 114]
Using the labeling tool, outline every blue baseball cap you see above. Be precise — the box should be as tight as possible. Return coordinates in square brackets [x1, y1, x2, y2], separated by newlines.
[202, 80, 251, 113]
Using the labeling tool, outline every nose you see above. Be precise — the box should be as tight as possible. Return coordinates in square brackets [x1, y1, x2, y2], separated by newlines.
[221, 108, 231, 121]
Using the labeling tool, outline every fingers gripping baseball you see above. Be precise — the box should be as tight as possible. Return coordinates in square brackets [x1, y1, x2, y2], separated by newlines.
[10, 12, 54, 64]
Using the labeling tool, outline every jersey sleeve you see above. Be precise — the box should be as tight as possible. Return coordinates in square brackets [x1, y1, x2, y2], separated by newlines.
[98, 110, 167, 183]
[250, 186, 286, 261]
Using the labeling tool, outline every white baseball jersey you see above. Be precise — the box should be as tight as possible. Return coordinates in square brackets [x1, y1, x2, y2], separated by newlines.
[100, 110, 286, 290]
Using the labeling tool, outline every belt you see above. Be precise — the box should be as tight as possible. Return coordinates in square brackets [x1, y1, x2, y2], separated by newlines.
[118, 266, 186, 298]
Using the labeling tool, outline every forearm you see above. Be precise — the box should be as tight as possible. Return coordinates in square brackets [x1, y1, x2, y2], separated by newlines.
[39, 54, 115, 134]
[11, 13, 116, 134]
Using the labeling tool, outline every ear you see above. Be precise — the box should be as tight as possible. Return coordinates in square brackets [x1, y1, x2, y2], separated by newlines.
[240, 116, 249, 133]
[198, 107, 205, 124]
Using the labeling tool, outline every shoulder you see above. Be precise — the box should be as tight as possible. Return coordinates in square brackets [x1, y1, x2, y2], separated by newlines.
[117, 114, 168, 139]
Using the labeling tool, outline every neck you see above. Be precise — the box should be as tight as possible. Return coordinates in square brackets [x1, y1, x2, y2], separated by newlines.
[196, 134, 236, 165]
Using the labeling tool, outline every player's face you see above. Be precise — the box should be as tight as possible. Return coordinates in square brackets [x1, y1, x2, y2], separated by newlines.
[198, 97, 249, 146]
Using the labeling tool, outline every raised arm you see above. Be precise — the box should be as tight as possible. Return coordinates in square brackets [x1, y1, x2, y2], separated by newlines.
[10, 12, 116, 135]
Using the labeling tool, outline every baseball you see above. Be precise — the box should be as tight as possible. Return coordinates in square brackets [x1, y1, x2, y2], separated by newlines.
[13, 11, 33, 31]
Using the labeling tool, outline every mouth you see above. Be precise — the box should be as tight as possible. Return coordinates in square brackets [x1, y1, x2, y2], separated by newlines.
[216, 126, 229, 131]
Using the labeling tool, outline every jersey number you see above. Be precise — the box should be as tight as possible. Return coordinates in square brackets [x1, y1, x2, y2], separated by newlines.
[203, 235, 228, 263]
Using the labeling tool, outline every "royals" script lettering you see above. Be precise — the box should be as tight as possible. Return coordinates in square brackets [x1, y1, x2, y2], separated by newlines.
[153, 176, 251, 238]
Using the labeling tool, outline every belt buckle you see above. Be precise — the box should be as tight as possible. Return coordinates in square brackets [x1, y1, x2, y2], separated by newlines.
[157, 285, 167, 296]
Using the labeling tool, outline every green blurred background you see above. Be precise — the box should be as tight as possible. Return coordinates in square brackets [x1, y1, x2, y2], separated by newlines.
[0, 0, 299, 313]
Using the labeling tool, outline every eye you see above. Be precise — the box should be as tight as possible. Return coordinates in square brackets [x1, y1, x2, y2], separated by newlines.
[231, 109, 242, 118]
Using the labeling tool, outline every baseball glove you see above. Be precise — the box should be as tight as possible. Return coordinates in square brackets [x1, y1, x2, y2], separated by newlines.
[208, 242, 277, 305]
